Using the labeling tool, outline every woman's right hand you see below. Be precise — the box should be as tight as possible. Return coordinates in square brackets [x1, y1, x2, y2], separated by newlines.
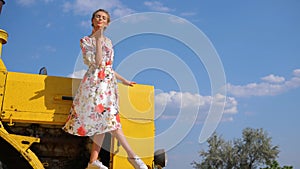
[92, 27, 105, 39]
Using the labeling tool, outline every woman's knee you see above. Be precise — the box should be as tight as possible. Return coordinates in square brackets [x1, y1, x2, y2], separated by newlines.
[110, 129, 122, 136]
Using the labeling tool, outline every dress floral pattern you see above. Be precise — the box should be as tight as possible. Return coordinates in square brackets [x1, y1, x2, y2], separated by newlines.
[63, 36, 121, 136]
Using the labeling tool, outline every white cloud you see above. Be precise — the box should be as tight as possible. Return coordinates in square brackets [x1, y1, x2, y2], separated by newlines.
[112, 7, 134, 18]
[221, 117, 234, 122]
[293, 69, 300, 76]
[118, 14, 150, 24]
[261, 74, 285, 83]
[45, 23, 52, 28]
[144, 1, 174, 12]
[16, 0, 35, 6]
[155, 91, 204, 108]
[155, 91, 238, 125]
[63, 0, 134, 18]
[227, 69, 300, 97]
[155, 91, 237, 114]
[16, 0, 54, 6]
[224, 96, 238, 114]
[44, 45, 56, 52]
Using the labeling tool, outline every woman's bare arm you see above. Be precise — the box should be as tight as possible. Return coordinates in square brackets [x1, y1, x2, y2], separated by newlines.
[113, 71, 136, 86]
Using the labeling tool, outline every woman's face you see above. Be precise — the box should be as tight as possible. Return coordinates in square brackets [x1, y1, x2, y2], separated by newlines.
[92, 11, 109, 30]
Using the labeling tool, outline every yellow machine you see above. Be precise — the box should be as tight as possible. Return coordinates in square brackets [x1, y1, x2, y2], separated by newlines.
[0, 2, 166, 169]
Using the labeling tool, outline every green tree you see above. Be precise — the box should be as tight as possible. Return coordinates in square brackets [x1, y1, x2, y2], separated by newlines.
[235, 128, 279, 168]
[191, 133, 239, 169]
[260, 160, 293, 169]
[192, 128, 286, 169]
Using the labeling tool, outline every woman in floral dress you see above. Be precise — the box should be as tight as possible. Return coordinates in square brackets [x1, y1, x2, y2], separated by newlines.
[63, 9, 147, 169]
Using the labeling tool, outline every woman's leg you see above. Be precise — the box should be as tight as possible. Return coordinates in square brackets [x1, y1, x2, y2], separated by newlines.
[111, 129, 136, 158]
[111, 129, 148, 169]
[89, 133, 105, 163]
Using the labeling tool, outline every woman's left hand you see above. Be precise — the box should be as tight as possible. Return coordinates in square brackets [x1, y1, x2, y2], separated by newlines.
[123, 80, 136, 87]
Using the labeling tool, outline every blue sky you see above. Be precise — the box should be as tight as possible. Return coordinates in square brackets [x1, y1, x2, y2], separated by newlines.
[1, 0, 300, 169]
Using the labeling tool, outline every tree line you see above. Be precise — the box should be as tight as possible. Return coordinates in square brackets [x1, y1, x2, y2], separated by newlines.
[192, 128, 293, 169]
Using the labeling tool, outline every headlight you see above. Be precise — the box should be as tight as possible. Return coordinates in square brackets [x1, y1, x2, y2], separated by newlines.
[153, 149, 167, 168]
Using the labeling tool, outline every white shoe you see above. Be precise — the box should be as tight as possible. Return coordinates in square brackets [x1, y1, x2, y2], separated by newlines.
[86, 160, 108, 169]
[127, 156, 148, 169]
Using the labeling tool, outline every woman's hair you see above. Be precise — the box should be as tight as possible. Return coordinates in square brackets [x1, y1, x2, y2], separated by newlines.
[91, 9, 110, 27]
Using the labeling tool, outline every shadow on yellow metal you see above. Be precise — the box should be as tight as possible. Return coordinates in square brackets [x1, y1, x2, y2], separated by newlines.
[1, 71, 78, 125]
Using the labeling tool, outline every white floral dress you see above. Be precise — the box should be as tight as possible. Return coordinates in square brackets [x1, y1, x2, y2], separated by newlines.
[63, 36, 121, 136]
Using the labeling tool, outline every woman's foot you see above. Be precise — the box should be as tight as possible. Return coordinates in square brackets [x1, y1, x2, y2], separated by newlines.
[127, 156, 148, 169]
[86, 160, 108, 169]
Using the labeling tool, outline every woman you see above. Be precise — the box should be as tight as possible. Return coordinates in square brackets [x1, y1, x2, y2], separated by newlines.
[63, 9, 148, 169]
